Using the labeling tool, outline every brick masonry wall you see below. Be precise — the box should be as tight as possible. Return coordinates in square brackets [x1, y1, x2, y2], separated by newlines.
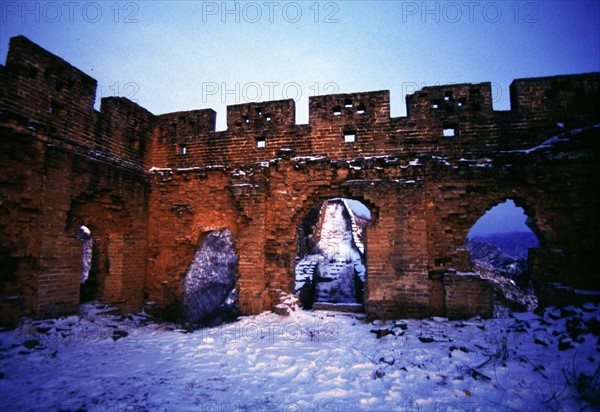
[0, 115, 46, 322]
[443, 272, 494, 320]
[0, 115, 148, 321]
[0, 36, 155, 172]
[1, 36, 599, 322]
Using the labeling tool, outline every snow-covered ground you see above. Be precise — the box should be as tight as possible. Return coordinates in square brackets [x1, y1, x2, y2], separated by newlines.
[1, 302, 599, 411]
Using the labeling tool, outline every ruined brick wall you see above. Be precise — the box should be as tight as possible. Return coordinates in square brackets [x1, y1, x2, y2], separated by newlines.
[144, 129, 599, 319]
[443, 272, 494, 320]
[150, 77, 599, 169]
[0, 37, 150, 321]
[145, 70, 599, 318]
[424, 132, 600, 291]
[0, 36, 154, 170]
[0, 114, 46, 322]
[145, 168, 247, 315]
[1, 36, 599, 323]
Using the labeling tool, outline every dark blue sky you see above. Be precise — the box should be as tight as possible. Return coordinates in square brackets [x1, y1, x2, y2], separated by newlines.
[468, 200, 531, 237]
[1, 1, 599, 129]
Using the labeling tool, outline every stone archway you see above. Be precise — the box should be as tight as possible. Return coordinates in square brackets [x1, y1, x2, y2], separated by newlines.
[295, 198, 371, 310]
[460, 194, 548, 272]
[466, 199, 541, 256]
[465, 198, 541, 311]
[62, 183, 149, 314]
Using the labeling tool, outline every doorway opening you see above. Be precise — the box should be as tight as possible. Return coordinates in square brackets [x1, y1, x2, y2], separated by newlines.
[465, 199, 540, 312]
[76, 225, 97, 303]
[295, 198, 371, 310]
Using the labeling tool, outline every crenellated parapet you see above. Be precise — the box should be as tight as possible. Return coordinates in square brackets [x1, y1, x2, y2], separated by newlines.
[152, 109, 217, 166]
[227, 98, 296, 130]
[0, 36, 155, 172]
[510, 73, 600, 124]
[0, 36, 97, 118]
[1, 36, 599, 172]
[309, 90, 391, 127]
[406, 82, 494, 119]
[153, 74, 600, 168]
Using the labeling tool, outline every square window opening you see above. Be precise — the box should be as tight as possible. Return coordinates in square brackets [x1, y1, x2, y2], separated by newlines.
[344, 132, 356, 143]
[256, 137, 266, 148]
[179, 144, 188, 155]
[344, 99, 353, 108]
[333, 106, 342, 116]
[443, 128, 456, 137]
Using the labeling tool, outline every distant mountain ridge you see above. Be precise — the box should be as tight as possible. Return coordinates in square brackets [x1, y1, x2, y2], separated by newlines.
[466, 240, 527, 279]
[466, 231, 540, 312]
[468, 231, 539, 260]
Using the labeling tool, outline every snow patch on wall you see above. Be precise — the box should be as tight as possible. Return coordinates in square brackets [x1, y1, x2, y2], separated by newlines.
[182, 229, 238, 324]
[76, 225, 92, 284]
[340, 198, 369, 254]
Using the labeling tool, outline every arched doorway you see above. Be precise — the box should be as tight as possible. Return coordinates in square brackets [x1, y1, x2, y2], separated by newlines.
[75, 225, 98, 303]
[295, 198, 371, 310]
[465, 199, 540, 311]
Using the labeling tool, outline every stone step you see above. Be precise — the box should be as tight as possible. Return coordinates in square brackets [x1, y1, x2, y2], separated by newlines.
[312, 302, 364, 313]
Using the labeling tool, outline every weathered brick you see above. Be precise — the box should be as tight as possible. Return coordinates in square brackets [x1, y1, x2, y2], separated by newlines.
[1, 36, 599, 323]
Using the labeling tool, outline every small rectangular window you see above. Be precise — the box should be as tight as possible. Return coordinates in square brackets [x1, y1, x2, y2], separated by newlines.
[256, 137, 266, 148]
[443, 128, 455, 137]
[179, 144, 187, 155]
[344, 132, 356, 143]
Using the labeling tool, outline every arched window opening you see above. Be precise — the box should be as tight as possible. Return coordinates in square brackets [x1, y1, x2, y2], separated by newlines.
[182, 229, 239, 326]
[295, 198, 371, 310]
[465, 199, 540, 312]
[75, 225, 96, 303]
